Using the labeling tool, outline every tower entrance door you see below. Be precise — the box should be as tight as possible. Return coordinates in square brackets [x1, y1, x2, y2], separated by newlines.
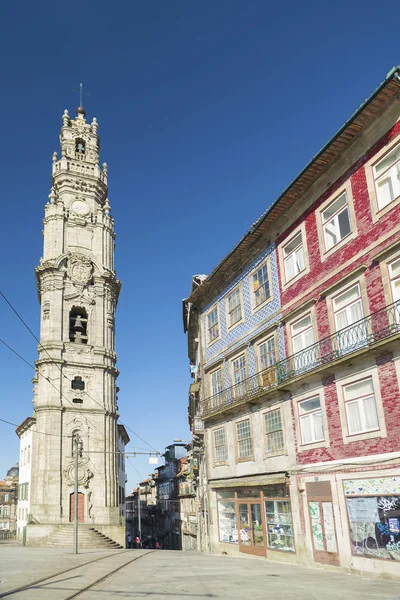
[69, 492, 85, 522]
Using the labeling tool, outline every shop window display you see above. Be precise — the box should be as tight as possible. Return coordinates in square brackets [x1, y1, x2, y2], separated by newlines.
[346, 495, 400, 561]
[218, 501, 238, 544]
[263, 485, 295, 552]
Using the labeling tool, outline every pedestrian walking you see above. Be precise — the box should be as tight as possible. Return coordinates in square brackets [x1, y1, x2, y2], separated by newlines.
[126, 533, 132, 549]
[135, 536, 140, 548]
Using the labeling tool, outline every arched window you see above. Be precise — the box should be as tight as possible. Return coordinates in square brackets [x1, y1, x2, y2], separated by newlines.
[69, 307, 88, 344]
[71, 376, 85, 391]
[75, 138, 85, 154]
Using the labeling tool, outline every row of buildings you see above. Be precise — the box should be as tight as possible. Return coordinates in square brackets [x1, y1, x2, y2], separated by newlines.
[0, 463, 19, 538]
[126, 441, 200, 550]
[181, 68, 400, 577]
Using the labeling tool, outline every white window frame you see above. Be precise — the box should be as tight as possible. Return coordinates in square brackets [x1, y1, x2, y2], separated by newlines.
[298, 396, 324, 444]
[235, 418, 253, 462]
[206, 304, 220, 345]
[257, 335, 276, 370]
[226, 286, 244, 330]
[249, 258, 273, 311]
[213, 427, 228, 465]
[321, 191, 352, 252]
[264, 407, 285, 456]
[283, 231, 305, 283]
[332, 283, 364, 332]
[290, 313, 314, 355]
[336, 369, 387, 444]
[388, 257, 400, 304]
[209, 367, 223, 398]
[230, 352, 247, 398]
[343, 377, 379, 436]
[373, 142, 400, 211]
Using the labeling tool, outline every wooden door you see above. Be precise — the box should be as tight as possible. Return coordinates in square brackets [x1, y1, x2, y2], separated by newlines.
[238, 502, 265, 556]
[306, 481, 339, 566]
[70, 492, 84, 523]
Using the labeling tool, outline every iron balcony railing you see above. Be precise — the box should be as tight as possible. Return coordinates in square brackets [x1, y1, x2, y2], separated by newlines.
[201, 300, 400, 418]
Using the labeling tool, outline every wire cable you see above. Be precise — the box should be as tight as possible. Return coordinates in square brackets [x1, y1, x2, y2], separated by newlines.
[0, 291, 161, 454]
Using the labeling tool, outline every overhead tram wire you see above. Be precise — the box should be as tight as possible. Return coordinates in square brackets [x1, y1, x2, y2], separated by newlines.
[0, 291, 161, 456]
[0, 333, 109, 443]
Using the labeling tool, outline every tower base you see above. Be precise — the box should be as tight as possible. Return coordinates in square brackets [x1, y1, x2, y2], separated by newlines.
[24, 524, 126, 549]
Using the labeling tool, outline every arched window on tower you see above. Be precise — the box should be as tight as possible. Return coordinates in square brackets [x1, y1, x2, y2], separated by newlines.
[71, 376, 85, 391]
[69, 308, 88, 344]
[75, 138, 85, 154]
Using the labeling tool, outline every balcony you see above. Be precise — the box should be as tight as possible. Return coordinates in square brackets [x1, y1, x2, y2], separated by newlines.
[178, 482, 195, 497]
[201, 300, 400, 418]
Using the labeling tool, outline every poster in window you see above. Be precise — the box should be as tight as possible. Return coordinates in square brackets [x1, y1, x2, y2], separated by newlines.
[346, 497, 380, 523]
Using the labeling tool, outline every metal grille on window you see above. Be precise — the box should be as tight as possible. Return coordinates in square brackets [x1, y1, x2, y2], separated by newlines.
[265, 409, 284, 453]
[237, 420, 252, 458]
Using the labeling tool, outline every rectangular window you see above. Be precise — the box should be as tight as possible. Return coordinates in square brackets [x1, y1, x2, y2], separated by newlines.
[290, 314, 316, 373]
[252, 262, 270, 308]
[232, 355, 246, 384]
[299, 397, 324, 443]
[264, 484, 294, 552]
[232, 354, 247, 398]
[389, 258, 400, 304]
[291, 314, 314, 354]
[218, 501, 238, 543]
[213, 428, 228, 463]
[333, 284, 366, 351]
[207, 306, 219, 343]
[346, 494, 400, 561]
[343, 378, 379, 435]
[322, 192, 351, 251]
[210, 369, 223, 397]
[236, 419, 253, 459]
[264, 409, 285, 453]
[27, 446, 31, 463]
[283, 232, 305, 282]
[259, 336, 276, 369]
[227, 288, 242, 327]
[374, 144, 400, 210]
[333, 284, 364, 330]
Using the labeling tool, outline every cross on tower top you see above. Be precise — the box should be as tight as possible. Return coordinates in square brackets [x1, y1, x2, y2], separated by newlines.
[72, 83, 90, 108]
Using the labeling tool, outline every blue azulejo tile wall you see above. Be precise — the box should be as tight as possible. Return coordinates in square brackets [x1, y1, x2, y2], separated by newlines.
[202, 243, 284, 380]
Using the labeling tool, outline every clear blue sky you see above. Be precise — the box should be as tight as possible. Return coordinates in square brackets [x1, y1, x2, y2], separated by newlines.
[0, 0, 398, 489]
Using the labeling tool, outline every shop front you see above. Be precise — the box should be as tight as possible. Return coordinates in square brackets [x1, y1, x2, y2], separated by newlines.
[214, 478, 295, 558]
[343, 476, 400, 564]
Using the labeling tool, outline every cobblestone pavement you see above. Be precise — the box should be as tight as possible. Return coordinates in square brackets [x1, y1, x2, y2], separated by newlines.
[0, 547, 399, 599]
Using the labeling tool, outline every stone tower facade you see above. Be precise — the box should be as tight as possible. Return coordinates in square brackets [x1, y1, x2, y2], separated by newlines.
[28, 105, 122, 536]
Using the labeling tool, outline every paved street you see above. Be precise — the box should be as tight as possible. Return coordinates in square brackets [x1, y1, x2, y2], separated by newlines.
[1, 546, 399, 600]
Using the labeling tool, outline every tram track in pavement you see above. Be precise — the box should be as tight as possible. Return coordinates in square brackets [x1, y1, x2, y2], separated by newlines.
[0, 550, 154, 599]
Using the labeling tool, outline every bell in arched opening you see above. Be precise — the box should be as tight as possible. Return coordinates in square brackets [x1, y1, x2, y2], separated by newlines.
[69, 307, 88, 344]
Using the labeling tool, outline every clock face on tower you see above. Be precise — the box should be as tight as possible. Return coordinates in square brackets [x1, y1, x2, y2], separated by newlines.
[71, 200, 90, 216]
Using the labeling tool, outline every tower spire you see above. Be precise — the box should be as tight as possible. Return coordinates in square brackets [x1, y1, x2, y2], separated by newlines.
[72, 83, 90, 116]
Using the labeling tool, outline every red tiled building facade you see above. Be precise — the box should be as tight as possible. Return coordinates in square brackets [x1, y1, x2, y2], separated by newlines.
[184, 68, 400, 577]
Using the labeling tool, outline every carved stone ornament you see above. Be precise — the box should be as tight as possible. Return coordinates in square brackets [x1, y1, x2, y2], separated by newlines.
[63, 462, 93, 488]
[68, 254, 93, 286]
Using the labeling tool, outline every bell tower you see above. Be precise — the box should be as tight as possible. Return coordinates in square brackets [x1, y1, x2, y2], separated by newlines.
[28, 103, 123, 538]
